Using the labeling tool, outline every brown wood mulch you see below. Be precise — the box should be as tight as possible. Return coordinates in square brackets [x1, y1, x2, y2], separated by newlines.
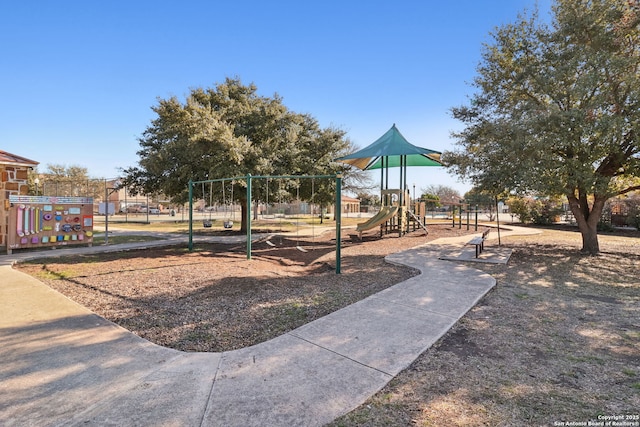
[15, 224, 477, 352]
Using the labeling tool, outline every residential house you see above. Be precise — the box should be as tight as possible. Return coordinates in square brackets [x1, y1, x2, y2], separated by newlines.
[0, 150, 39, 248]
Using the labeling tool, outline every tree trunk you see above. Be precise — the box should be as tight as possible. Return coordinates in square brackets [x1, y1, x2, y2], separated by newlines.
[566, 193, 605, 255]
[579, 224, 600, 255]
[240, 200, 248, 233]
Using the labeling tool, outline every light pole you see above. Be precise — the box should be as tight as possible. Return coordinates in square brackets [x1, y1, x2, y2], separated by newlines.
[104, 179, 121, 245]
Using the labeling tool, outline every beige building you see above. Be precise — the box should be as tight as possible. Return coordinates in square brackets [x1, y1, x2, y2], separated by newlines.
[1, 150, 39, 248]
[341, 195, 361, 214]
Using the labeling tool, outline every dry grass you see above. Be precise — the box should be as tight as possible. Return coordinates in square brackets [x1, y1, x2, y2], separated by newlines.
[330, 227, 640, 426]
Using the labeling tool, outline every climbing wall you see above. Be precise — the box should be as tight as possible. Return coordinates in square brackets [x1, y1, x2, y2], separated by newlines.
[7, 195, 94, 254]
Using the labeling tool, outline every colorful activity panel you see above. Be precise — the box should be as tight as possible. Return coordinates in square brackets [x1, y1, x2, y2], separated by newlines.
[7, 195, 94, 253]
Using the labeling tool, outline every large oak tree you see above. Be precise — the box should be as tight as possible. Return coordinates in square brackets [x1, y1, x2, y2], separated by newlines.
[122, 78, 358, 231]
[447, 0, 640, 254]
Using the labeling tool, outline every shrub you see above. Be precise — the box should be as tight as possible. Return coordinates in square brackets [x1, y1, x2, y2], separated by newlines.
[507, 197, 533, 224]
[597, 220, 616, 232]
[625, 195, 640, 229]
[507, 196, 563, 225]
[531, 198, 563, 225]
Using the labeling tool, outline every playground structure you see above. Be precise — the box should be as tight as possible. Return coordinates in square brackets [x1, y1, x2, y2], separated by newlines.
[355, 189, 408, 238]
[336, 124, 443, 240]
[187, 174, 343, 273]
[355, 205, 399, 238]
[355, 188, 433, 239]
[185, 125, 446, 271]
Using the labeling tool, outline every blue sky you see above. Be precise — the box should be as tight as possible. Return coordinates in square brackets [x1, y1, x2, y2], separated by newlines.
[1, 0, 551, 196]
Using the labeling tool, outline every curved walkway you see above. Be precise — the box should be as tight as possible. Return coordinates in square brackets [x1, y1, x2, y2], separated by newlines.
[0, 226, 538, 426]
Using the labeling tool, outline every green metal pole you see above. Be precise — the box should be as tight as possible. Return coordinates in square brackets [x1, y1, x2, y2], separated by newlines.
[496, 195, 501, 245]
[336, 174, 342, 274]
[188, 180, 193, 251]
[104, 179, 109, 245]
[399, 155, 404, 237]
[246, 174, 252, 260]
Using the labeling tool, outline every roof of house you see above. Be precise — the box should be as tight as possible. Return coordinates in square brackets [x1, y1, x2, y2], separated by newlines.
[341, 195, 360, 203]
[0, 150, 39, 167]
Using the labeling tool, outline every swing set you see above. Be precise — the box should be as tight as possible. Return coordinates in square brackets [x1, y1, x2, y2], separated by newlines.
[222, 180, 235, 229]
[263, 178, 317, 252]
[201, 180, 236, 229]
[187, 174, 343, 273]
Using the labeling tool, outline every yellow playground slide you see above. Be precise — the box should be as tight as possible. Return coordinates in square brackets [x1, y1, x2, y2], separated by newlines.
[355, 205, 399, 237]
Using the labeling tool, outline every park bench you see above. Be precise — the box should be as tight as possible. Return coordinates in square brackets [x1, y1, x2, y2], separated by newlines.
[466, 229, 490, 258]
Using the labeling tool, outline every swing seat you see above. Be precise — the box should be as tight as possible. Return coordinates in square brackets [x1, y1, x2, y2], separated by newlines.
[223, 220, 233, 229]
[203, 220, 212, 228]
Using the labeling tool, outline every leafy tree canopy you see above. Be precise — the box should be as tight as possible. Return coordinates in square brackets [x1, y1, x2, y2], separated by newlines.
[122, 78, 360, 228]
[421, 184, 462, 205]
[446, 0, 640, 254]
[420, 193, 441, 210]
[464, 187, 495, 210]
[31, 164, 103, 198]
[355, 191, 380, 207]
[44, 164, 90, 180]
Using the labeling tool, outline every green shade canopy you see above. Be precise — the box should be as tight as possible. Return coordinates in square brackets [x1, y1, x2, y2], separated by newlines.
[335, 124, 442, 170]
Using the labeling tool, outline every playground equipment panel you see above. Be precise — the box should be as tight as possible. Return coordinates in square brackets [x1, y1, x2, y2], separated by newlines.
[7, 195, 94, 254]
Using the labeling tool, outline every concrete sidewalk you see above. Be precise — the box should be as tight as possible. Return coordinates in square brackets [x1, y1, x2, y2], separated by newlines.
[0, 225, 537, 426]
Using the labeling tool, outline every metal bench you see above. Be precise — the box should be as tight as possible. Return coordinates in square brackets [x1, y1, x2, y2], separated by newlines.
[466, 229, 490, 258]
